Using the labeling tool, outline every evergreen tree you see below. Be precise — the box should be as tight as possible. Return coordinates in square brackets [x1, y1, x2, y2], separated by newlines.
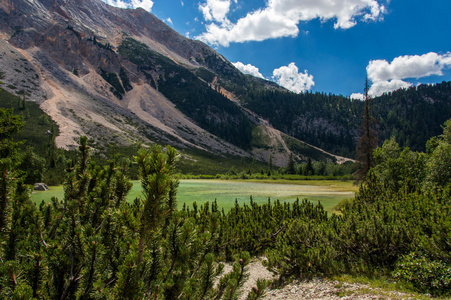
[285, 153, 296, 174]
[0, 109, 24, 234]
[268, 154, 273, 171]
[18, 146, 45, 184]
[305, 158, 314, 176]
[134, 145, 179, 265]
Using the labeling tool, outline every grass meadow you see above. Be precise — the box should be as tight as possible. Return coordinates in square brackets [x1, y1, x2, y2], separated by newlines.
[31, 179, 357, 213]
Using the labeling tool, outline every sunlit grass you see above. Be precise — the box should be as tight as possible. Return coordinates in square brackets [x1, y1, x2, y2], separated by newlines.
[332, 274, 435, 300]
[32, 179, 357, 212]
[32, 185, 64, 203]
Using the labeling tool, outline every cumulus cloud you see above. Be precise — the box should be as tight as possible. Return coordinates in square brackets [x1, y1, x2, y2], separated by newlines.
[368, 79, 412, 97]
[366, 52, 451, 96]
[196, 0, 386, 46]
[199, 0, 232, 23]
[273, 62, 314, 93]
[233, 62, 264, 78]
[350, 93, 365, 100]
[101, 0, 154, 11]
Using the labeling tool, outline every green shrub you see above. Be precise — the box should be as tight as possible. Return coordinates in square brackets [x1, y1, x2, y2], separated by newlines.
[393, 252, 451, 296]
[265, 219, 340, 280]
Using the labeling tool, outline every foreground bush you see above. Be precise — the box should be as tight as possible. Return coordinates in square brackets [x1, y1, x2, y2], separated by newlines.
[393, 252, 451, 296]
[260, 120, 451, 296]
[1, 109, 451, 298]
[0, 136, 257, 299]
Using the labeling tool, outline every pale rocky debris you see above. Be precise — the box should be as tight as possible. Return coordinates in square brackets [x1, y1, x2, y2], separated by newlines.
[233, 259, 417, 300]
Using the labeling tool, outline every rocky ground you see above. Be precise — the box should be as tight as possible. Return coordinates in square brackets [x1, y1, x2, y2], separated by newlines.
[230, 258, 419, 300]
[262, 278, 415, 300]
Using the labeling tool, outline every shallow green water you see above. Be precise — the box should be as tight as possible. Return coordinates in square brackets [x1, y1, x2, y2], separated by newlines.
[32, 179, 356, 212]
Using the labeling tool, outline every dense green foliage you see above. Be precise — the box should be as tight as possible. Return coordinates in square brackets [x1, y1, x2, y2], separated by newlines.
[0, 108, 24, 234]
[118, 37, 254, 149]
[181, 119, 451, 296]
[393, 252, 451, 296]
[0, 90, 57, 156]
[1, 100, 450, 297]
[0, 134, 263, 299]
[242, 81, 451, 157]
[244, 89, 360, 157]
[373, 82, 451, 152]
[261, 122, 451, 296]
[0, 89, 72, 185]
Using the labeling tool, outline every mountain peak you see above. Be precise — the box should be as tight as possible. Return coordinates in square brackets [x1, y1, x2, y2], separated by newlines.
[0, 0, 347, 166]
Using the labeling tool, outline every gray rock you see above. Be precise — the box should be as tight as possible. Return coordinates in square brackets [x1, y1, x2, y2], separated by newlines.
[34, 183, 49, 191]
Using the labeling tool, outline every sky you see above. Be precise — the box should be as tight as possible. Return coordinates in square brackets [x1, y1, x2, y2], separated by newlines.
[101, 0, 451, 99]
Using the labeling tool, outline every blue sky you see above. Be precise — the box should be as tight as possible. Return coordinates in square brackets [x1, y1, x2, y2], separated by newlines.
[101, 0, 451, 99]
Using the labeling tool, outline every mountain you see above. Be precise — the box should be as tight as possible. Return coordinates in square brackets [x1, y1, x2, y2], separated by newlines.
[0, 0, 347, 167]
[1, 0, 450, 169]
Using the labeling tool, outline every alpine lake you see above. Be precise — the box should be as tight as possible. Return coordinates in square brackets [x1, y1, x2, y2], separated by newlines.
[31, 179, 357, 213]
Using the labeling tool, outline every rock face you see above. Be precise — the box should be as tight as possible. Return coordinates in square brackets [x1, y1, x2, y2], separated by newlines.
[0, 0, 343, 165]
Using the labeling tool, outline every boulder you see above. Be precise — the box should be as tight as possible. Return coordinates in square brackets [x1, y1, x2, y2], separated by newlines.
[34, 183, 49, 191]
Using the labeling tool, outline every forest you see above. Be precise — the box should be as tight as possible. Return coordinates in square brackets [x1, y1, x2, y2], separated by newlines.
[0, 93, 450, 298]
[243, 81, 451, 157]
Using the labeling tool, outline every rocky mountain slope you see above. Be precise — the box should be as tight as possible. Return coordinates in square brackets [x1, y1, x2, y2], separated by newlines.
[0, 0, 347, 166]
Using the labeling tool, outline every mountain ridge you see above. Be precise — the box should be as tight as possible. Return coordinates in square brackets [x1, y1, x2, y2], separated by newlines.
[2, 0, 448, 167]
[0, 0, 348, 167]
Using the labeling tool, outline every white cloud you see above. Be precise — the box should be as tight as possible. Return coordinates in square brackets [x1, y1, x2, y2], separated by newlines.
[196, 0, 386, 46]
[165, 18, 173, 26]
[101, 0, 154, 11]
[366, 52, 451, 96]
[233, 62, 264, 79]
[272, 62, 314, 93]
[368, 79, 411, 97]
[199, 0, 232, 23]
[367, 52, 451, 83]
[350, 93, 365, 100]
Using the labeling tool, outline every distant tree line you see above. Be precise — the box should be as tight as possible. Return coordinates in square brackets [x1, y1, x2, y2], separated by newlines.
[241, 81, 451, 158]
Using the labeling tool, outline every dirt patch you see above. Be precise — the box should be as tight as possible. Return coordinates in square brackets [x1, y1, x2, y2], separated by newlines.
[235, 260, 416, 300]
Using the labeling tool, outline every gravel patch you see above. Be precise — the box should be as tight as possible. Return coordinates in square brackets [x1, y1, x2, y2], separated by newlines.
[233, 259, 417, 300]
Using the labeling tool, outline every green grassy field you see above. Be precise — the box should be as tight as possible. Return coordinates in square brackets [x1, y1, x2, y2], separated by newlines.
[32, 179, 357, 212]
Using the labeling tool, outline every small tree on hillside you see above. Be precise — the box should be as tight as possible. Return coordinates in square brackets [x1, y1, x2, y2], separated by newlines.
[286, 153, 296, 174]
[355, 79, 378, 182]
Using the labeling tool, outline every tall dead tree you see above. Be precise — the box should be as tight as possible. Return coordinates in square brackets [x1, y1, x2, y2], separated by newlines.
[355, 79, 378, 182]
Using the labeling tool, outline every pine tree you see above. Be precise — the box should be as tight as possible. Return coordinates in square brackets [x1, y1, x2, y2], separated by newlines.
[134, 145, 179, 265]
[0, 109, 24, 235]
[285, 153, 296, 174]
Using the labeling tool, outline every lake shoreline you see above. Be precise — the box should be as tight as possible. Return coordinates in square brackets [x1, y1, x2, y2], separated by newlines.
[32, 179, 357, 212]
